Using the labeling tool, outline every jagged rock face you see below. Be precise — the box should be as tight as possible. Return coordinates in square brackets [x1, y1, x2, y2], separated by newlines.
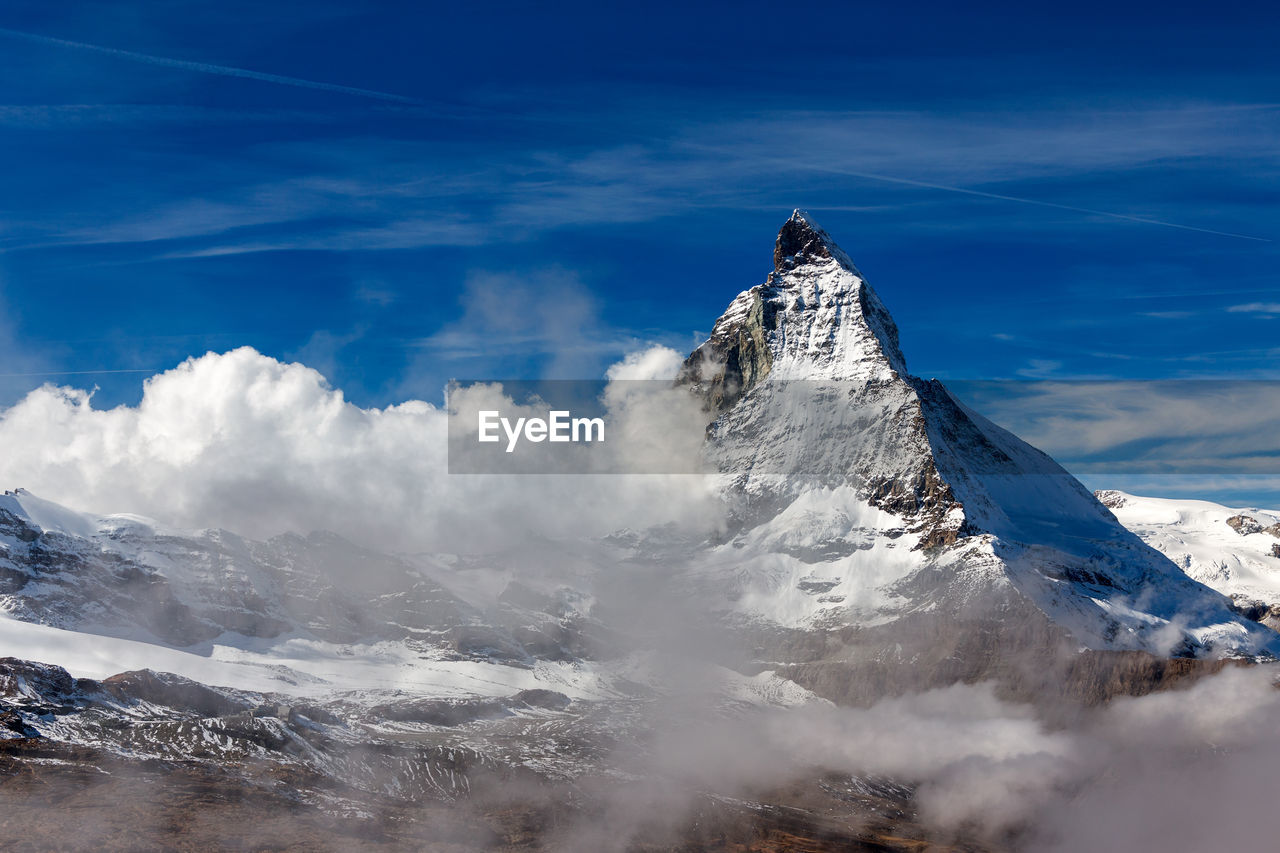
[678, 289, 776, 415]
[674, 211, 1280, 660]
[680, 211, 906, 417]
[0, 493, 437, 647]
[0, 654, 968, 853]
[774, 211, 839, 268]
[684, 211, 1101, 547]
[681, 211, 957, 537]
[1228, 514, 1265, 536]
[0, 503, 221, 646]
[0, 656, 534, 807]
[1095, 490, 1128, 509]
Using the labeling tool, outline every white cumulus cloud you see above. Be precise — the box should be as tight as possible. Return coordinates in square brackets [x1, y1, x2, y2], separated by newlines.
[0, 346, 723, 552]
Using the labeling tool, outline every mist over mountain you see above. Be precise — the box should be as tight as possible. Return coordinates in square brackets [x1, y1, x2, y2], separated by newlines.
[2, 214, 1278, 851]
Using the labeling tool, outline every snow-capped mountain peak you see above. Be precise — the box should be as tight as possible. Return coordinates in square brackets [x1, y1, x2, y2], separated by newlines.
[674, 212, 1280, 660]
[679, 210, 907, 420]
[773, 208, 862, 274]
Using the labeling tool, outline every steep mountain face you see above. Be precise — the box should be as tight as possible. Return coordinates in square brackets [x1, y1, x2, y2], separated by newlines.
[673, 211, 1278, 665]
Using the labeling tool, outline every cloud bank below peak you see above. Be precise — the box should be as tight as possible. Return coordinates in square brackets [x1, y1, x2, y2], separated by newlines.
[0, 346, 722, 552]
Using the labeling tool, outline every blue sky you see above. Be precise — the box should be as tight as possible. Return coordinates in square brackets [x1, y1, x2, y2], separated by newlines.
[0, 0, 1277, 421]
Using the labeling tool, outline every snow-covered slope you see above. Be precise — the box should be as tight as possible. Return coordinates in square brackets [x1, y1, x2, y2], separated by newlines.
[674, 210, 1278, 658]
[1098, 490, 1280, 622]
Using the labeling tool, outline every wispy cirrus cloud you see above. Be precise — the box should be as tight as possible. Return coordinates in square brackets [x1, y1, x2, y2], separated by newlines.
[1141, 311, 1196, 319]
[0, 103, 335, 129]
[1226, 302, 1280, 315]
[0, 26, 422, 104]
[952, 379, 1280, 474]
[6, 103, 1277, 257]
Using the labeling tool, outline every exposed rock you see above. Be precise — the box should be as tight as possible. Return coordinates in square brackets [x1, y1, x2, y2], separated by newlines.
[1, 211, 1276, 852]
[0, 494, 484, 651]
[511, 688, 571, 711]
[797, 578, 841, 595]
[0, 709, 40, 738]
[102, 669, 249, 718]
[0, 658, 102, 712]
[774, 209, 839, 269]
[0, 506, 40, 543]
[1227, 514, 1264, 535]
[1223, 514, 1280, 539]
[677, 287, 776, 418]
[447, 625, 531, 663]
[1228, 595, 1280, 630]
[1094, 489, 1128, 509]
[365, 689, 569, 726]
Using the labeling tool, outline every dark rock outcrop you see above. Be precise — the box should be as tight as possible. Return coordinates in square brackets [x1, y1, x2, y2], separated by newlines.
[102, 669, 249, 718]
[1227, 514, 1264, 536]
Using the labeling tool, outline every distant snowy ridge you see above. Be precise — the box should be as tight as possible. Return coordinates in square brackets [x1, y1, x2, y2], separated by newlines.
[1099, 490, 1280, 626]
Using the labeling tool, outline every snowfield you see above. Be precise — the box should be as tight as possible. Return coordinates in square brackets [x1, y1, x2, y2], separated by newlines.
[1099, 490, 1280, 609]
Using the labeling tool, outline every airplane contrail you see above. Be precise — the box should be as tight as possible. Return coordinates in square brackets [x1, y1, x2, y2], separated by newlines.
[0, 26, 422, 104]
[699, 145, 1273, 243]
[806, 164, 1272, 243]
[0, 368, 160, 378]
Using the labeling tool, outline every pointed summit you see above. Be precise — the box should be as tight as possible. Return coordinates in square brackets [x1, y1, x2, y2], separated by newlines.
[680, 211, 906, 415]
[773, 209, 860, 274]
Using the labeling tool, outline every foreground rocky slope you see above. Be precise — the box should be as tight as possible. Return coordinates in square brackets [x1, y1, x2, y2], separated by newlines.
[0, 655, 998, 852]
